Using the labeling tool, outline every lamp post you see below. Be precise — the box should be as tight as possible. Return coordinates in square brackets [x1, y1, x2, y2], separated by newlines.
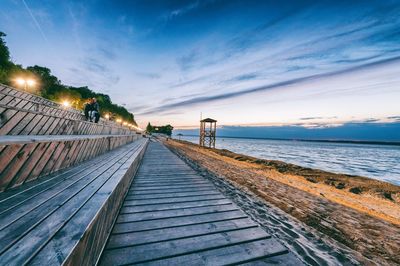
[62, 100, 71, 108]
[16, 78, 36, 92]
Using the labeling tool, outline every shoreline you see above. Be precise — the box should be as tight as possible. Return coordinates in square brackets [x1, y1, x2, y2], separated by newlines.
[176, 134, 400, 146]
[164, 138, 400, 265]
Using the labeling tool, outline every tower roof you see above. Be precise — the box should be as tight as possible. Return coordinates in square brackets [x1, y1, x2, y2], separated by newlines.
[200, 118, 217, 122]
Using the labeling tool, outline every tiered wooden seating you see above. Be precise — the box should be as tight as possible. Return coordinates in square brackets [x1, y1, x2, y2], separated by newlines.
[0, 84, 140, 192]
[0, 138, 148, 265]
[0, 84, 132, 136]
[0, 84, 149, 265]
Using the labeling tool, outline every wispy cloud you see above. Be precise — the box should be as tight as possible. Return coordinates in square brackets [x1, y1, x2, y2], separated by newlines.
[139, 56, 400, 115]
[21, 0, 49, 43]
[165, 1, 200, 20]
[4, 0, 400, 129]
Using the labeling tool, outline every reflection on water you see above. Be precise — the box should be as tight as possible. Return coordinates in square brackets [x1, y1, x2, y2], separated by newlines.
[176, 135, 400, 185]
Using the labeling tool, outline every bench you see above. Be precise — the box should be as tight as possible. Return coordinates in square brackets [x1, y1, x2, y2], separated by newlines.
[0, 138, 148, 265]
[0, 134, 140, 192]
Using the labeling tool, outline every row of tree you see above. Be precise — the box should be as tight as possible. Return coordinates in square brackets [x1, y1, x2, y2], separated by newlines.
[146, 123, 174, 136]
[0, 32, 136, 125]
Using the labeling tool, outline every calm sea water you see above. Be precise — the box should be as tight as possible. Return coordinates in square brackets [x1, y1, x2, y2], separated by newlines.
[176, 135, 400, 185]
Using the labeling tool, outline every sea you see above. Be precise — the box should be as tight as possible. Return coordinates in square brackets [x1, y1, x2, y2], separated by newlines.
[175, 135, 400, 186]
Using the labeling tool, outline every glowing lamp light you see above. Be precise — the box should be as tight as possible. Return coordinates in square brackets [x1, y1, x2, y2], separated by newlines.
[123, 122, 128, 126]
[14, 77, 36, 91]
[26, 79, 36, 86]
[62, 100, 71, 108]
[16, 78, 26, 86]
[116, 119, 122, 123]
[104, 114, 110, 120]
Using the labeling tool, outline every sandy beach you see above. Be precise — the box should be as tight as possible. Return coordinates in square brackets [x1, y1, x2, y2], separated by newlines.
[164, 139, 400, 265]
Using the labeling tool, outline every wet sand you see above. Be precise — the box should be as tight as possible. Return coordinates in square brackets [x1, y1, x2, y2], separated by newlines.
[164, 139, 400, 265]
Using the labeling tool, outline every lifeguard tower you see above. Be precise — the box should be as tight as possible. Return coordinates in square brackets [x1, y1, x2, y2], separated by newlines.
[199, 118, 217, 148]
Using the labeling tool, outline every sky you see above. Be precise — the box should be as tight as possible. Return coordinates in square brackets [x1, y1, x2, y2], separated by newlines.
[1, 0, 400, 140]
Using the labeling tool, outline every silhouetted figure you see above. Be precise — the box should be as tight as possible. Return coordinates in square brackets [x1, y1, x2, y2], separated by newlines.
[91, 98, 100, 123]
[84, 98, 100, 123]
[84, 99, 92, 121]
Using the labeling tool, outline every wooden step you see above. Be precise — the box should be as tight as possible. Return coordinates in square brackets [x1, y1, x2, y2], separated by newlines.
[0, 134, 140, 191]
[0, 138, 148, 265]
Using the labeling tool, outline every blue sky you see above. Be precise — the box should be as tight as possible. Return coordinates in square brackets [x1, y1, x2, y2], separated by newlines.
[1, 0, 400, 139]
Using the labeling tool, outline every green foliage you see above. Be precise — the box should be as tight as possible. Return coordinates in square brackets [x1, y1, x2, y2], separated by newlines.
[0, 32, 11, 69]
[146, 123, 173, 136]
[146, 122, 154, 133]
[0, 32, 137, 125]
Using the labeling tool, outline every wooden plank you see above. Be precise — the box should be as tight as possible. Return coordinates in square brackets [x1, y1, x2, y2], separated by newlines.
[100, 227, 271, 265]
[128, 186, 216, 195]
[11, 142, 51, 186]
[37, 116, 56, 134]
[48, 141, 74, 173]
[131, 184, 215, 191]
[38, 141, 66, 177]
[120, 199, 232, 214]
[0, 143, 39, 190]
[43, 117, 62, 134]
[117, 204, 239, 223]
[132, 177, 206, 184]
[125, 190, 221, 200]
[137, 238, 289, 266]
[0, 144, 24, 191]
[29, 114, 52, 134]
[8, 112, 36, 135]
[18, 113, 45, 135]
[60, 139, 85, 168]
[132, 180, 211, 187]
[113, 210, 247, 234]
[0, 101, 32, 135]
[123, 194, 225, 207]
[239, 252, 302, 266]
[107, 218, 258, 249]
[26, 142, 60, 181]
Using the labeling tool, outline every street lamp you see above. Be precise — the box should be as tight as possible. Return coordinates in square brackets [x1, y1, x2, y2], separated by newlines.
[15, 77, 36, 91]
[62, 100, 71, 108]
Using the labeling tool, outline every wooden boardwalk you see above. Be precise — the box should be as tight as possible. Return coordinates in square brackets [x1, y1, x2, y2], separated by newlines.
[100, 141, 301, 265]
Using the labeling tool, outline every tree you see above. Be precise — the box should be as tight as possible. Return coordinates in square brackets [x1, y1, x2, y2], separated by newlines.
[146, 123, 173, 136]
[0, 32, 11, 69]
[0, 32, 12, 84]
[0, 31, 138, 125]
[146, 122, 154, 134]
